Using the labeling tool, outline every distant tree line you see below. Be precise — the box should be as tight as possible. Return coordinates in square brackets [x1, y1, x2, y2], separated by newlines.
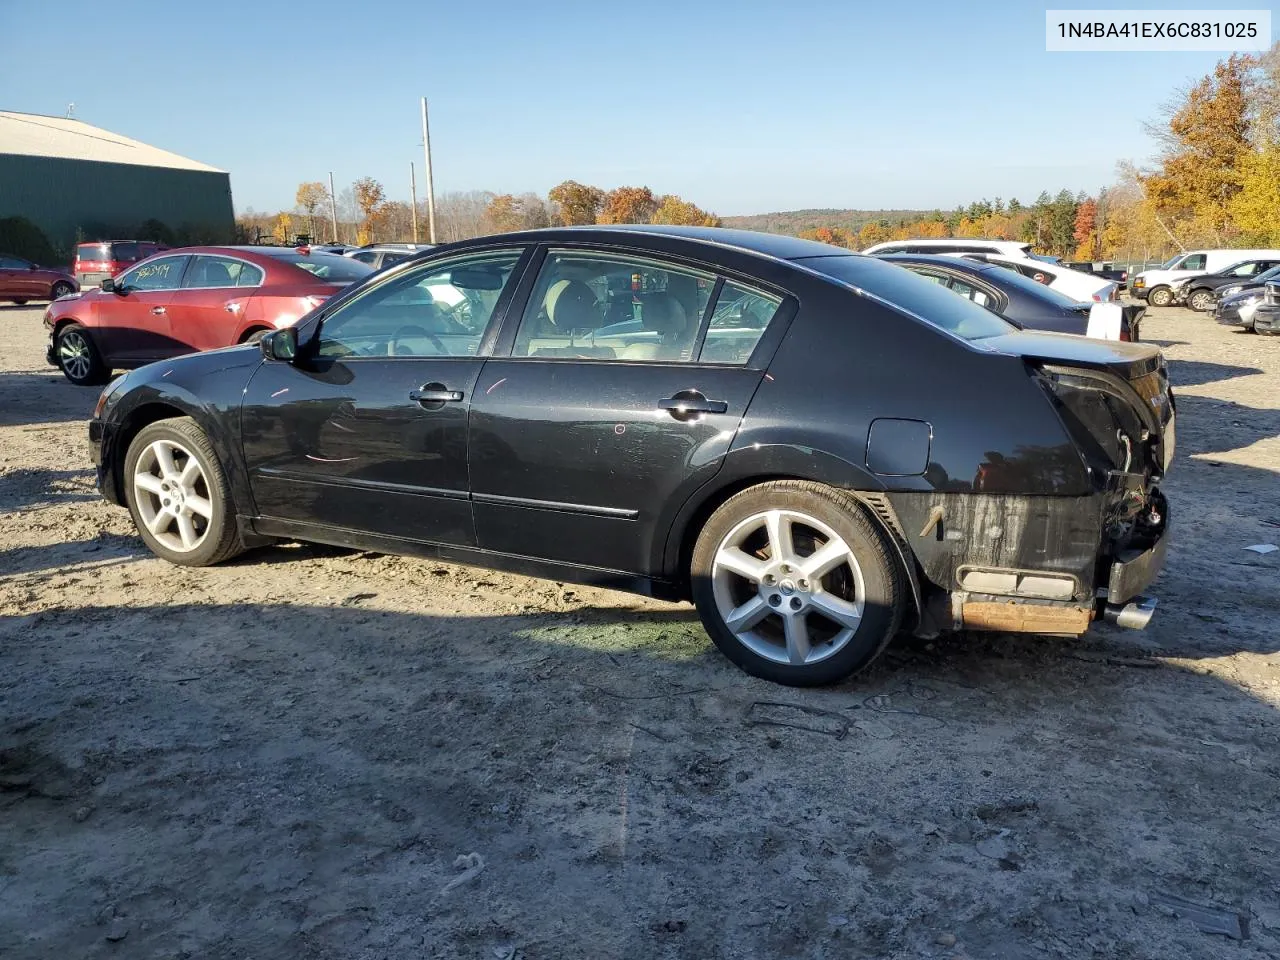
[767, 43, 1280, 262]
[236, 180, 721, 247]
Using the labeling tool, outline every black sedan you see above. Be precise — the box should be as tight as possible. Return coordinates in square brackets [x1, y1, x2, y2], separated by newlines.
[1171, 259, 1280, 311]
[880, 254, 1143, 339]
[87, 227, 1174, 686]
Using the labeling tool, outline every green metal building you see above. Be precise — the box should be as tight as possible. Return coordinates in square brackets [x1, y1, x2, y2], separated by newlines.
[0, 111, 234, 248]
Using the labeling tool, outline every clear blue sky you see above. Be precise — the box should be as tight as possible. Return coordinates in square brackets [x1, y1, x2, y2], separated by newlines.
[1, 0, 1266, 216]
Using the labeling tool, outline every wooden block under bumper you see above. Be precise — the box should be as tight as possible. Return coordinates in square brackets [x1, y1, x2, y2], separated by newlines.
[960, 601, 1094, 635]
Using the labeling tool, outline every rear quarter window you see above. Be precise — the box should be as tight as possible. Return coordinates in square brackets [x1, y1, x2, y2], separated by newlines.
[802, 255, 1015, 341]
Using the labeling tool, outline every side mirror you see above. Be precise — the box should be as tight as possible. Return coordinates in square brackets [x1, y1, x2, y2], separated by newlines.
[29, 263, 39, 271]
[100, 278, 116, 293]
[260, 327, 298, 361]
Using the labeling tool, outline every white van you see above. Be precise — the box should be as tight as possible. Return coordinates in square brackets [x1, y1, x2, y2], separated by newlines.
[1132, 249, 1280, 305]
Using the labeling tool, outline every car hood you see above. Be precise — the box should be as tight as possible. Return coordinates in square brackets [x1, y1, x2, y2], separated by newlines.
[1218, 285, 1265, 303]
[981, 330, 1162, 378]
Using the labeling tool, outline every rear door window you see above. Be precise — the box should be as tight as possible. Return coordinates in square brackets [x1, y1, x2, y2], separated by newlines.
[183, 255, 262, 288]
[77, 244, 109, 262]
[700, 281, 781, 365]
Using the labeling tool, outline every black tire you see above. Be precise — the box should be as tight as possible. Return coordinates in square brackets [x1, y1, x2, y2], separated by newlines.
[122, 417, 244, 567]
[241, 328, 269, 343]
[1147, 286, 1173, 307]
[12, 298, 28, 306]
[1187, 289, 1214, 312]
[690, 480, 906, 686]
[55, 323, 112, 386]
[50, 281, 74, 300]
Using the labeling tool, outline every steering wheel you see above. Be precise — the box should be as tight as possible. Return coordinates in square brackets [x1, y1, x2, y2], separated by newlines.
[389, 324, 447, 356]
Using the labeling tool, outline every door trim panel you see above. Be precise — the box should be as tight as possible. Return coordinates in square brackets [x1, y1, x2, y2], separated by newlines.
[471, 490, 638, 519]
[255, 466, 468, 500]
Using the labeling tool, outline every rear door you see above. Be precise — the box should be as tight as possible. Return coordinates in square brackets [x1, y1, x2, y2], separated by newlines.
[167, 255, 265, 352]
[94, 255, 191, 363]
[468, 246, 787, 577]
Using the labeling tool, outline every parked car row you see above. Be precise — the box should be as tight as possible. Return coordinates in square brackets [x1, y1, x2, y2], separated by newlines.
[84, 225, 1173, 686]
[1129, 248, 1280, 307]
[862, 239, 1121, 303]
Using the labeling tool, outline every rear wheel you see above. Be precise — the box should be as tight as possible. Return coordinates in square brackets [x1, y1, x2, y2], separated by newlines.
[50, 281, 74, 300]
[55, 323, 112, 386]
[1187, 289, 1214, 312]
[691, 481, 905, 686]
[123, 417, 244, 566]
[240, 328, 269, 343]
[1147, 286, 1173, 307]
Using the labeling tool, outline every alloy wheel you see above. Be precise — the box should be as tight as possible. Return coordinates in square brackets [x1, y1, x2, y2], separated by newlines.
[132, 439, 215, 553]
[58, 331, 92, 382]
[1188, 291, 1213, 312]
[710, 508, 866, 666]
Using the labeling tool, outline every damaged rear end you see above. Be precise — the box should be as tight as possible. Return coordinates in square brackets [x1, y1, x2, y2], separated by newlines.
[886, 333, 1174, 637]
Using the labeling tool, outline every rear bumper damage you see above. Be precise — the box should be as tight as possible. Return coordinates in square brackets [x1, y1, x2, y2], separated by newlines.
[885, 485, 1169, 637]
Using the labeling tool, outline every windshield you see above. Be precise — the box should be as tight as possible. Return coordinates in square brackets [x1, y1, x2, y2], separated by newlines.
[271, 252, 372, 282]
[804, 255, 1016, 341]
[981, 263, 1086, 308]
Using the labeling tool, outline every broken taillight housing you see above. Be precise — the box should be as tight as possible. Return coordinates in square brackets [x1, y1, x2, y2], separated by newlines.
[1035, 365, 1159, 479]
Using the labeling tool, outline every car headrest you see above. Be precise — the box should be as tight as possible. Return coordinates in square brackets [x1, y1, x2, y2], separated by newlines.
[639, 292, 688, 338]
[664, 273, 700, 321]
[544, 279, 600, 330]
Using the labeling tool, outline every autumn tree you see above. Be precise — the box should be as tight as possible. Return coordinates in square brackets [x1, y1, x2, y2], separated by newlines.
[856, 221, 893, 249]
[272, 212, 293, 244]
[353, 177, 387, 244]
[598, 186, 659, 224]
[295, 181, 330, 240]
[1143, 55, 1252, 237]
[799, 227, 853, 247]
[651, 195, 721, 227]
[1229, 144, 1280, 244]
[548, 180, 605, 225]
[482, 194, 524, 233]
[912, 219, 949, 238]
[1072, 198, 1098, 260]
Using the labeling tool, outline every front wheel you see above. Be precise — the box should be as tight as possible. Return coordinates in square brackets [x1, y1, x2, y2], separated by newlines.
[50, 281, 75, 300]
[691, 481, 906, 686]
[55, 323, 112, 386]
[1147, 286, 1173, 307]
[1187, 290, 1214, 312]
[123, 417, 245, 566]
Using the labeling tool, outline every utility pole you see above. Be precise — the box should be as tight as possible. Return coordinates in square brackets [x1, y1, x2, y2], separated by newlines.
[328, 171, 339, 243]
[410, 161, 419, 243]
[420, 97, 437, 244]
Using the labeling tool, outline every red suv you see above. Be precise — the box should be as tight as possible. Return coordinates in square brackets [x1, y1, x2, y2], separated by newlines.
[45, 246, 373, 385]
[0, 253, 78, 304]
[74, 241, 166, 288]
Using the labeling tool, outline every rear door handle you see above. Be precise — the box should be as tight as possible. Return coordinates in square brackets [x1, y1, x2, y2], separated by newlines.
[151, 306, 166, 315]
[659, 390, 728, 420]
[409, 384, 464, 404]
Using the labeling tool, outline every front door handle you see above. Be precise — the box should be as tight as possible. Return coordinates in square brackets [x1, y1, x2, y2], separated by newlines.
[151, 306, 166, 315]
[409, 383, 464, 404]
[659, 390, 728, 421]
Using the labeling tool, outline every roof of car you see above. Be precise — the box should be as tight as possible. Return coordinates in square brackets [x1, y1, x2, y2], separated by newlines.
[477, 225, 858, 262]
[879, 253, 999, 273]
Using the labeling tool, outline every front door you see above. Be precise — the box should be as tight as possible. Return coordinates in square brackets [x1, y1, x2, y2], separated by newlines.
[0, 255, 39, 299]
[95, 254, 191, 363]
[469, 248, 785, 577]
[240, 248, 530, 546]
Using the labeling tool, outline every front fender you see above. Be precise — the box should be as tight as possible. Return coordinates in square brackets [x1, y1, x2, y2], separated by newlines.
[103, 349, 261, 514]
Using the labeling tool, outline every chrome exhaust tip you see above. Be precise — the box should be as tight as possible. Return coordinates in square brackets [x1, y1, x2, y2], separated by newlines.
[1103, 595, 1157, 630]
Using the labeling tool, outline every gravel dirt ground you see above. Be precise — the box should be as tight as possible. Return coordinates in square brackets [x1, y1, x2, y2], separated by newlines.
[2, 303, 1279, 959]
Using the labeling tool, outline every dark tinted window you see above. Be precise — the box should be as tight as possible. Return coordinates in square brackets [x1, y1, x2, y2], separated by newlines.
[804, 255, 1014, 341]
[77, 244, 109, 261]
[270, 252, 372, 282]
[0, 255, 27, 269]
[979, 263, 1083, 307]
[108, 242, 142, 262]
[183, 256, 263, 288]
